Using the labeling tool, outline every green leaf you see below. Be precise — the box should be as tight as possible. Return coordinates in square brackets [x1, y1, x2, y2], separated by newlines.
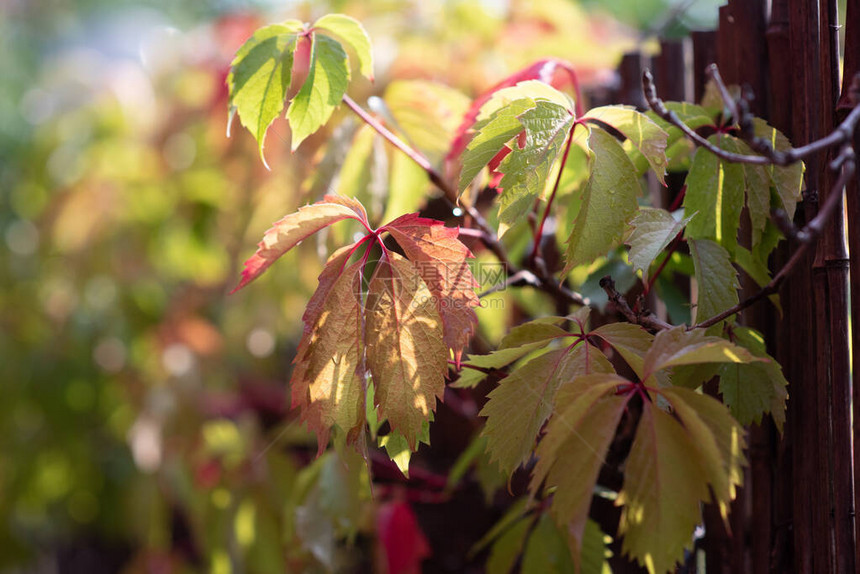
[719, 327, 788, 432]
[688, 238, 739, 330]
[617, 401, 711, 574]
[661, 387, 746, 522]
[313, 14, 373, 81]
[753, 118, 804, 220]
[683, 136, 745, 253]
[724, 138, 771, 246]
[481, 344, 592, 475]
[563, 126, 641, 274]
[287, 34, 350, 151]
[521, 513, 576, 574]
[531, 382, 628, 562]
[496, 100, 575, 235]
[227, 23, 303, 166]
[642, 326, 760, 378]
[459, 98, 536, 192]
[583, 105, 669, 182]
[625, 208, 693, 280]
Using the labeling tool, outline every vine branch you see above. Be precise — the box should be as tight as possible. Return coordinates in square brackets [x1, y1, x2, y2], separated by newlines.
[643, 68, 860, 166]
[599, 275, 673, 332]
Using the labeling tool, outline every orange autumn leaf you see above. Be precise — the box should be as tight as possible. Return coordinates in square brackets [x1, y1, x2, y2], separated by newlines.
[233, 195, 478, 452]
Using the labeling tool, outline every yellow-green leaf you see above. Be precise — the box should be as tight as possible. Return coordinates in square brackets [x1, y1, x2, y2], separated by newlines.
[688, 238, 739, 331]
[617, 401, 711, 574]
[661, 387, 746, 522]
[531, 381, 628, 562]
[590, 322, 654, 379]
[481, 346, 583, 475]
[313, 14, 374, 81]
[642, 326, 760, 378]
[583, 105, 669, 183]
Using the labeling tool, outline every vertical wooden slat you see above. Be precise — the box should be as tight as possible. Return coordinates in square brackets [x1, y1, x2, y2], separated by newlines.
[765, 2, 798, 572]
[818, 0, 857, 571]
[837, 1, 860, 570]
[691, 31, 717, 102]
[616, 52, 649, 109]
[653, 39, 692, 103]
[717, 5, 739, 84]
[786, 0, 828, 570]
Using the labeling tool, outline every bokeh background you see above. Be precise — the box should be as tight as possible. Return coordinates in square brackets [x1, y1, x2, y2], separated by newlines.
[0, 1, 723, 571]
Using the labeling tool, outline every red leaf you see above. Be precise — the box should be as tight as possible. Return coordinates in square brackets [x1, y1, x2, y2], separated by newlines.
[376, 500, 431, 574]
[445, 59, 583, 181]
[384, 213, 479, 361]
[231, 195, 367, 293]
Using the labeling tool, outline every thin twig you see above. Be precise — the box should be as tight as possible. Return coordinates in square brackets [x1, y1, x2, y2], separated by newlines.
[599, 275, 673, 332]
[478, 269, 541, 298]
[707, 64, 740, 125]
[643, 69, 860, 166]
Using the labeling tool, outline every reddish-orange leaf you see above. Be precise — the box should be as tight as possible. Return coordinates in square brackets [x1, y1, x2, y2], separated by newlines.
[365, 251, 448, 448]
[232, 195, 367, 293]
[385, 213, 479, 359]
[290, 248, 366, 453]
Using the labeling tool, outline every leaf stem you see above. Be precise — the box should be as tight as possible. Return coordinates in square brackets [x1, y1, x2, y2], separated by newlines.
[643, 232, 683, 297]
[529, 122, 576, 262]
[448, 360, 491, 374]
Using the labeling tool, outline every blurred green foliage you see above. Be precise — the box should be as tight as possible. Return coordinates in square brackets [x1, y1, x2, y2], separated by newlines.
[0, 0, 716, 570]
